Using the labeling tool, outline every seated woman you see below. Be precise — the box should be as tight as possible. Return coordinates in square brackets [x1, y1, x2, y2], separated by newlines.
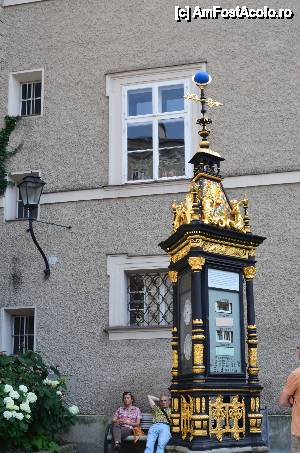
[112, 391, 141, 452]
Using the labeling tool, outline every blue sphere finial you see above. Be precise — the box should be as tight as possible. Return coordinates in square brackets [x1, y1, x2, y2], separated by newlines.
[193, 71, 212, 88]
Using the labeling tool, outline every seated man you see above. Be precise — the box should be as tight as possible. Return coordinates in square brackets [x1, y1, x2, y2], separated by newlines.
[144, 394, 171, 453]
[112, 391, 141, 452]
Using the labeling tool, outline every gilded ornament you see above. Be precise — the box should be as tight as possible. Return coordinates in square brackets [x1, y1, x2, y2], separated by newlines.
[168, 271, 178, 283]
[173, 398, 179, 412]
[169, 235, 252, 262]
[243, 266, 256, 280]
[209, 395, 245, 442]
[181, 395, 194, 440]
[193, 319, 203, 325]
[172, 350, 179, 370]
[248, 413, 263, 433]
[193, 343, 204, 365]
[256, 397, 260, 412]
[202, 397, 206, 413]
[196, 397, 201, 413]
[188, 256, 206, 271]
[248, 348, 258, 368]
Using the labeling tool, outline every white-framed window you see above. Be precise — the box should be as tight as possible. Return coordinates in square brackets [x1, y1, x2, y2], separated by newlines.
[4, 171, 40, 221]
[107, 254, 172, 340]
[106, 62, 206, 186]
[8, 69, 44, 117]
[0, 307, 36, 355]
[124, 81, 188, 182]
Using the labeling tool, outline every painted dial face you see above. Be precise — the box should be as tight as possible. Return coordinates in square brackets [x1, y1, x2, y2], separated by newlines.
[184, 334, 192, 360]
[183, 298, 192, 325]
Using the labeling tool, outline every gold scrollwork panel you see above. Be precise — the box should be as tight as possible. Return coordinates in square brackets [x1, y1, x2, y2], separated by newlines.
[209, 395, 245, 442]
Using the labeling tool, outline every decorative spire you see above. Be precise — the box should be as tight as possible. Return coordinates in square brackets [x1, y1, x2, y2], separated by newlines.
[185, 71, 224, 178]
[170, 71, 252, 235]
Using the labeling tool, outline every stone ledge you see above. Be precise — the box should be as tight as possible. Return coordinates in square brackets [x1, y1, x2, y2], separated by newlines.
[166, 446, 268, 453]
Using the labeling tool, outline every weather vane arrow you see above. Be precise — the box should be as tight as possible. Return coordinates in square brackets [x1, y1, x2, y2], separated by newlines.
[184, 93, 223, 107]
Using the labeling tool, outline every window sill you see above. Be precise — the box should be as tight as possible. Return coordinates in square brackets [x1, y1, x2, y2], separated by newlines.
[105, 326, 171, 340]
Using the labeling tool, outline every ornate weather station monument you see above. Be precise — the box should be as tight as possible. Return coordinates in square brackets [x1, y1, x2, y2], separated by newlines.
[160, 72, 268, 452]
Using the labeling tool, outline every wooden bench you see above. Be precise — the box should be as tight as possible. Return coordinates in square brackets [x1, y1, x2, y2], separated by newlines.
[104, 413, 152, 453]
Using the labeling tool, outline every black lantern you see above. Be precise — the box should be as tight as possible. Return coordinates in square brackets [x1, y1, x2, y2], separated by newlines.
[18, 175, 50, 279]
[18, 175, 46, 211]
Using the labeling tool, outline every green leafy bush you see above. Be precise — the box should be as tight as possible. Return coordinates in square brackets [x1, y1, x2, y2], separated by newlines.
[0, 351, 78, 452]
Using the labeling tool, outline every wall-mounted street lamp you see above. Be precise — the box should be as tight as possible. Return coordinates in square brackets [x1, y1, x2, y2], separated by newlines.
[18, 175, 71, 279]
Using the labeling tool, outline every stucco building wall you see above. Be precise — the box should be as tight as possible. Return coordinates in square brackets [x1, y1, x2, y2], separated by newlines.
[0, 183, 299, 415]
[0, 0, 299, 427]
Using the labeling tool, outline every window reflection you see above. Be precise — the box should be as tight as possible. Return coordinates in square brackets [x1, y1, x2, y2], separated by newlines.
[159, 84, 184, 113]
[158, 118, 184, 178]
[128, 88, 152, 116]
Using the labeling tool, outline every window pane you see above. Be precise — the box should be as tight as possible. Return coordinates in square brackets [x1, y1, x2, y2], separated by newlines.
[158, 118, 185, 177]
[128, 151, 153, 181]
[127, 123, 152, 152]
[21, 84, 27, 99]
[27, 83, 32, 98]
[128, 88, 152, 116]
[27, 335, 34, 351]
[34, 98, 41, 115]
[34, 82, 41, 98]
[159, 84, 184, 112]
[26, 100, 31, 115]
[13, 316, 20, 334]
[21, 101, 27, 116]
[27, 316, 34, 334]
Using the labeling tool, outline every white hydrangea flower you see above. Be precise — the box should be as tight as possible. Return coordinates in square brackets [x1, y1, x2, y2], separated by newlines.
[4, 384, 13, 393]
[43, 378, 60, 387]
[56, 390, 62, 396]
[3, 411, 13, 420]
[19, 385, 28, 394]
[15, 412, 24, 421]
[20, 402, 31, 413]
[9, 390, 20, 400]
[11, 411, 18, 418]
[3, 396, 14, 405]
[5, 401, 15, 410]
[25, 414, 31, 419]
[68, 405, 79, 415]
[13, 405, 19, 411]
[26, 392, 37, 403]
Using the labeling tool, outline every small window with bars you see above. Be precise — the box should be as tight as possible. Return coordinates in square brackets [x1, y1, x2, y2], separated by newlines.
[20, 81, 42, 116]
[127, 272, 173, 327]
[12, 314, 35, 355]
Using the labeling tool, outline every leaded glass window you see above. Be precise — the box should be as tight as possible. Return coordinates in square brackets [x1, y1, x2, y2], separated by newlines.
[127, 272, 173, 327]
[124, 80, 188, 182]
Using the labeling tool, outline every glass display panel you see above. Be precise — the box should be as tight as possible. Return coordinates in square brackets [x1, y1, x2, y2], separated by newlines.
[208, 268, 242, 374]
[158, 119, 185, 178]
[159, 84, 184, 112]
[208, 268, 239, 291]
[128, 88, 152, 116]
[179, 270, 192, 374]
